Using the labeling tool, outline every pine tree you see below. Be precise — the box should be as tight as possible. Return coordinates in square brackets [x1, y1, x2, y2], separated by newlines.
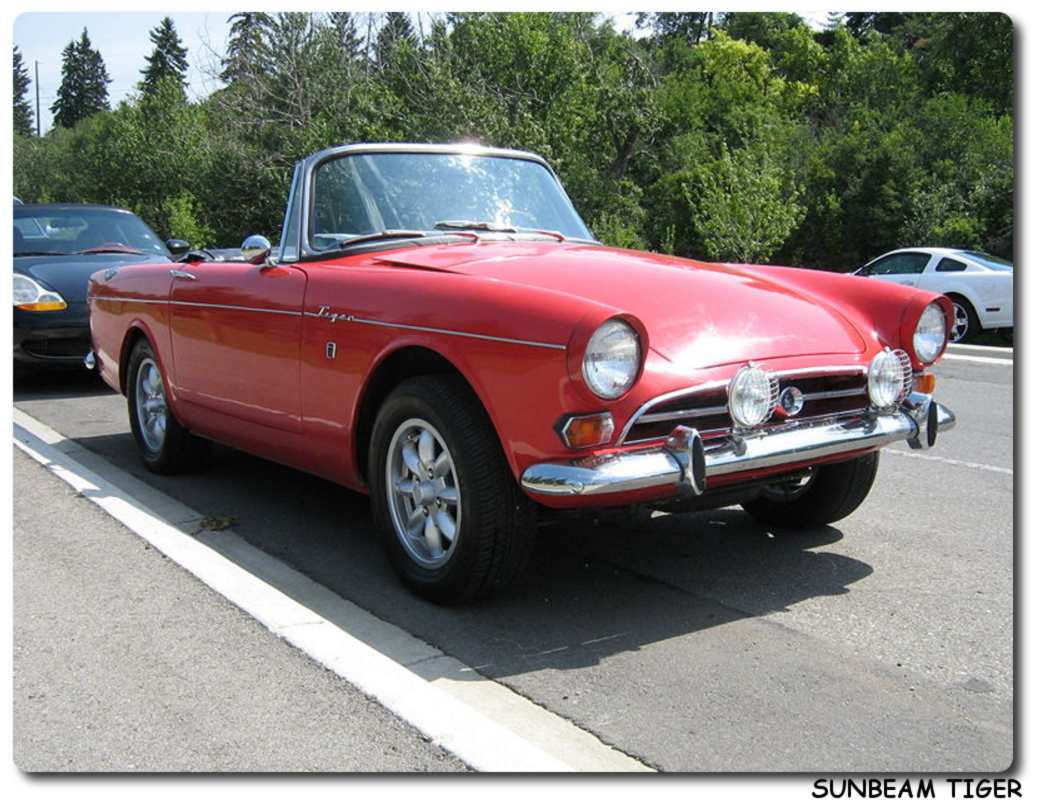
[375, 12, 417, 68]
[13, 45, 34, 136]
[221, 12, 273, 83]
[141, 16, 189, 96]
[328, 12, 364, 62]
[50, 29, 110, 128]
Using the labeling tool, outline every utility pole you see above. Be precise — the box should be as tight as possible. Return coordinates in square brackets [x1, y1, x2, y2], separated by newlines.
[34, 60, 41, 136]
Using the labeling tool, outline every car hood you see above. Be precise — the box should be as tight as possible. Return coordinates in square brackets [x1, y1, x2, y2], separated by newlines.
[375, 242, 867, 369]
[14, 252, 170, 301]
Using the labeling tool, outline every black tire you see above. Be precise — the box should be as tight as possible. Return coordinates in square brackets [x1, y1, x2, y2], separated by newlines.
[947, 294, 980, 343]
[999, 327, 1013, 345]
[368, 374, 536, 604]
[126, 339, 207, 474]
[741, 451, 879, 529]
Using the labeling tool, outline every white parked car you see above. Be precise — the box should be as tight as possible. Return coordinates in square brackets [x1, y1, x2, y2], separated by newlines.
[856, 247, 1013, 343]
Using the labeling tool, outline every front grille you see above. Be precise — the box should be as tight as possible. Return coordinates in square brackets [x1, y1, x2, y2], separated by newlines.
[622, 369, 868, 444]
[21, 336, 91, 359]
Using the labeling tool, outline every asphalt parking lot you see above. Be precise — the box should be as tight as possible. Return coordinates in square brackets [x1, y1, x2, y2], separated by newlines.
[12, 344, 1014, 772]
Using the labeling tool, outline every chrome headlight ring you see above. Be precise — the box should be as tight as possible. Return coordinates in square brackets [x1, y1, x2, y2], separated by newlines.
[581, 318, 642, 400]
[913, 302, 947, 365]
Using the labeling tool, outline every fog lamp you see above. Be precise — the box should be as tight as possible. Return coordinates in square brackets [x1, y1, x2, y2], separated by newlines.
[868, 349, 912, 409]
[728, 366, 778, 429]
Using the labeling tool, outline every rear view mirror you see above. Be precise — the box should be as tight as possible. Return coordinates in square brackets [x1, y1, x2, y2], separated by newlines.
[166, 238, 190, 256]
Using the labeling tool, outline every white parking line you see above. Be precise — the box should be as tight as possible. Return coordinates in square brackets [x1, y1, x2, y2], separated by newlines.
[883, 447, 1013, 475]
[12, 408, 651, 773]
[941, 354, 1013, 365]
[947, 343, 1013, 354]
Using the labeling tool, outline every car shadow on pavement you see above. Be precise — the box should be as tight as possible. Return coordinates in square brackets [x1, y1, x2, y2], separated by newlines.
[13, 369, 111, 401]
[53, 426, 874, 682]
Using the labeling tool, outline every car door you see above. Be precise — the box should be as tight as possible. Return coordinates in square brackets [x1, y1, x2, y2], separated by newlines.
[168, 260, 307, 433]
[861, 251, 933, 288]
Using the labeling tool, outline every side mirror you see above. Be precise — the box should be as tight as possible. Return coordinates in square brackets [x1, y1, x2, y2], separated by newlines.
[241, 234, 273, 265]
[166, 238, 190, 256]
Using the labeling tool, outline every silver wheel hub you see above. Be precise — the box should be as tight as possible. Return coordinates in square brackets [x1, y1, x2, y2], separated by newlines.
[386, 418, 462, 569]
[134, 357, 168, 454]
[950, 303, 969, 341]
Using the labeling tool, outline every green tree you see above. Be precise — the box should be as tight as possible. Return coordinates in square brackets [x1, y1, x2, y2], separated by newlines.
[15, 11, 1014, 267]
[375, 12, 417, 68]
[221, 12, 272, 84]
[141, 17, 189, 96]
[328, 12, 365, 62]
[51, 29, 110, 129]
[635, 12, 716, 44]
[686, 138, 806, 263]
[13, 45, 34, 136]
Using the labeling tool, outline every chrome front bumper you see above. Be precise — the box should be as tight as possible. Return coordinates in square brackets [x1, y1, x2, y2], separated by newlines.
[520, 393, 955, 498]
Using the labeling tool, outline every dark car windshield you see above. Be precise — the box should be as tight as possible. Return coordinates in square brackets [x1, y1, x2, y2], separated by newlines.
[310, 151, 592, 250]
[13, 208, 169, 258]
[958, 250, 1013, 272]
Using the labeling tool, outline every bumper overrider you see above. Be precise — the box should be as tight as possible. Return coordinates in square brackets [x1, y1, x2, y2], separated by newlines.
[521, 392, 955, 498]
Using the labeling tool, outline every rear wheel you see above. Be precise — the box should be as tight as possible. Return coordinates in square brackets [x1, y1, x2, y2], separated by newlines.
[368, 375, 536, 603]
[741, 452, 879, 529]
[126, 339, 207, 474]
[947, 295, 980, 343]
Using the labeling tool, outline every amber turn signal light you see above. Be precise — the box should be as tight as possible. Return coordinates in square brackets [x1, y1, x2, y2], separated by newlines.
[16, 300, 68, 312]
[914, 372, 936, 394]
[558, 412, 615, 449]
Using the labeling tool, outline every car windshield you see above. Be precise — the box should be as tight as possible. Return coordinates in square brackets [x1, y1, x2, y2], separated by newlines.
[13, 208, 168, 257]
[310, 151, 592, 250]
[958, 250, 1013, 272]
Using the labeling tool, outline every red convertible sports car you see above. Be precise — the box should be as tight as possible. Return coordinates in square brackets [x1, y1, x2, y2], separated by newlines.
[87, 143, 956, 603]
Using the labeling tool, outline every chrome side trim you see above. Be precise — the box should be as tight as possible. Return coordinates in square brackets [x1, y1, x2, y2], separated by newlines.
[304, 310, 567, 350]
[169, 300, 301, 317]
[91, 296, 167, 305]
[522, 400, 956, 498]
[90, 295, 565, 350]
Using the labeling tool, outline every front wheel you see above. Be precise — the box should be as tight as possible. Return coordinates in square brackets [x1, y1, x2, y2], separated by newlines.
[126, 339, 207, 474]
[947, 296, 980, 343]
[368, 375, 536, 603]
[741, 452, 879, 529]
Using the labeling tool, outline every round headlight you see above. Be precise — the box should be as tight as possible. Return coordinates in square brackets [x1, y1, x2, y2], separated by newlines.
[728, 366, 778, 428]
[582, 319, 641, 399]
[868, 349, 911, 408]
[913, 302, 947, 364]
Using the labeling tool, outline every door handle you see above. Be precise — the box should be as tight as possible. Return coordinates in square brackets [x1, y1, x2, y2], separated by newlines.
[169, 269, 197, 281]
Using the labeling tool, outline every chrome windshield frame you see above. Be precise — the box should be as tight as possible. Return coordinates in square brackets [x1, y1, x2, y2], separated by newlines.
[281, 142, 590, 262]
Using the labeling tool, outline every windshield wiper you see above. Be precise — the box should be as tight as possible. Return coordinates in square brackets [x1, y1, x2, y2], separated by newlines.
[15, 250, 71, 257]
[434, 220, 518, 233]
[435, 220, 571, 242]
[336, 230, 430, 249]
[73, 245, 145, 255]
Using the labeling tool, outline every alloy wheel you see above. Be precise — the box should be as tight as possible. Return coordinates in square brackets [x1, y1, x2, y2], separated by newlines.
[135, 357, 168, 453]
[385, 418, 462, 568]
[950, 302, 970, 342]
